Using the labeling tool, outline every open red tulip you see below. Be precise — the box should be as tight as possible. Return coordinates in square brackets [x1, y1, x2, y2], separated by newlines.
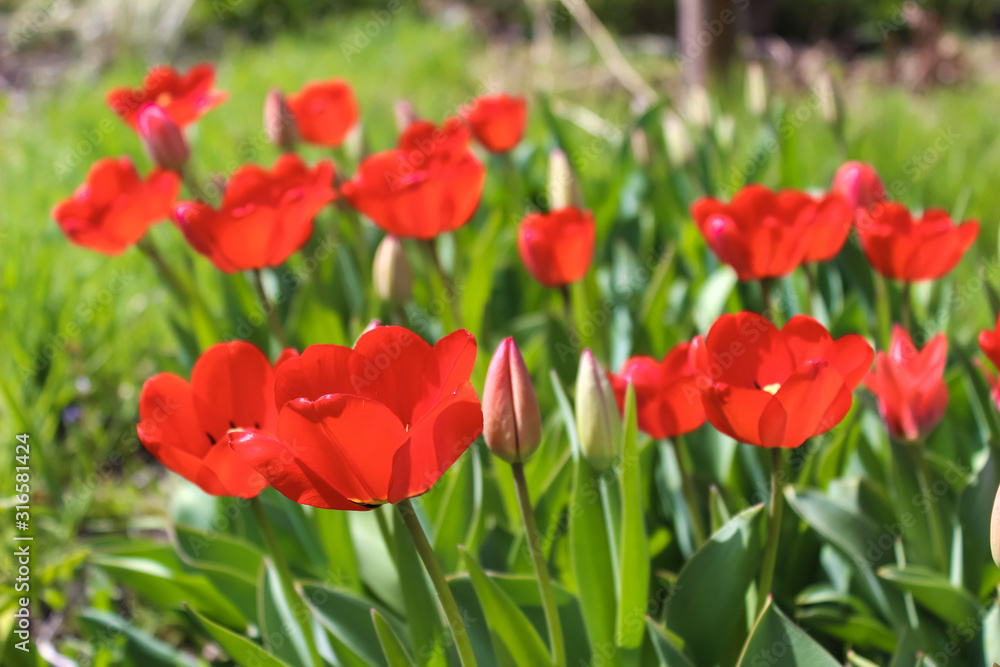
[517, 206, 595, 287]
[107, 63, 228, 129]
[463, 93, 527, 153]
[173, 154, 336, 272]
[690, 312, 873, 448]
[856, 203, 978, 282]
[864, 325, 948, 442]
[832, 161, 886, 212]
[341, 118, 485, 239]
[691, 184, 852, 280]
[286, 78, 360, 148]
[608, 341, 706, 440]
[52, 157, 180, 255]
[137, 341, 286, 498]
[230, 326, 484, 510]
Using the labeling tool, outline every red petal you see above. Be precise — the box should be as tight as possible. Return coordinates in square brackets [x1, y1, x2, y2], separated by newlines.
[758, 361, 852, 448]
[701, 383, 771, 446]
[189, 341, 277, 442]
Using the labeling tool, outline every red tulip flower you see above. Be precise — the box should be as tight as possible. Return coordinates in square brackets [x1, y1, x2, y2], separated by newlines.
[832, 161, 886, 212]
[856, 203, 979, 282]
[864, 325, 948, 442]
[979, 314, 1000, 409]
[690, 312, 873, 448]
[107, 63, 228, 129]
[517, 206, 595, 287]
[608, 341, 706, 440]
[136, 104, 190, 171]
[692, 185, 852, 281]
[285, 78, 360, 148]
[341, 118, 485, 239]
[52, 157, 180, 255]
[231, 326, 483, 510]
[173, 154, 336, 272]
[137, 341, 286, 498]
[463, 93, 527, 153]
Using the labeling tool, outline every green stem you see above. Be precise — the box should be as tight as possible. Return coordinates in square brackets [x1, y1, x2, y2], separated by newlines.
[760, 278, 773, 320]
[757, 448, 784, 612]
[250, 497, 323, 667]
[901, 281, 913, 333]
[375, 505, 397, 566]
[421, 239, 463, 327]
[137, 237, 215, 327]
[558, 284, 573, 324]
[672, 437, 706, 547]
[801, 264, 817, 318]
[397, 499, 477, 667]
[252, 268, 290, 348]
[511, 462, 566, 667]
[909, 441, 947, 571]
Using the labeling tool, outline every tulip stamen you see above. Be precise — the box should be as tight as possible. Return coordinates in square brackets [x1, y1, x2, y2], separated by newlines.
[762, 383, 781, 395]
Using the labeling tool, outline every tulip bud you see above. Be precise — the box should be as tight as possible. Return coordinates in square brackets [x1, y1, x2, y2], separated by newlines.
[395, 99, 418, 132]
[992, 483, 1000, 569]
[482, 338, 542, 463]
[575, 349, 620, 471]
[264, 88, 299, 151]
[745, 61, 767, 116]
[373, 235, 412, 303]
[547, 148, 582, 211]
[137, 104, 189, 171]
[662, 111, 694, 168]
[832, 161, 886, 212]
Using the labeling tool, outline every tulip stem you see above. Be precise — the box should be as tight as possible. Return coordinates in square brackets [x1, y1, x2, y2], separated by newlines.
[901, 282, 913, 333]
[672, 437, 706, 547]
[249, 497, 324, 667]
[759, 278, 775, 321]
[757, 448, 784, 613]
[511, 461, 566, 667]
[137, 237, 216, 329]
[558, 284, 573, 324]
[909, 440, 948, 571]
[421, 240, 463, 327]
[801, 265, 817, 317]
[397, 499, 478, 667]
[252, 268, 291, 348]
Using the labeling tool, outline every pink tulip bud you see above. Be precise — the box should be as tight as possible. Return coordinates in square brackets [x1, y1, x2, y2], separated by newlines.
[483, 337, 542, 463]
[264, 88, 299, 150]
[832, 161, 886, 212]
[137, 104, 189, 171]
[394, 99, 418, 133]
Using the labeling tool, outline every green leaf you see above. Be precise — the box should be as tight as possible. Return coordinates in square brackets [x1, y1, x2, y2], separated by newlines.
[258, 560, 313, 667]
[665, 504, 765, 667]
[302, 582, 401, 667]
[617, 384, 649, 648]
[314, 508, 362, 593]
[459, 547, 553, 667]
[646, 619, 696, 667]
[371, 609, 417, 667]
[91, 555, 245, 630]
[78, 608, 204, 667]
[391, 507, 448, 666]
[736, 597, 841, 666]
[877, 565, 982, 626]
[187, 605, 292, 667]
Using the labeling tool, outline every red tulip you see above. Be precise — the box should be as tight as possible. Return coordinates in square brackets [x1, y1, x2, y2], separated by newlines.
[137, 341, 281, 498]
[856, 203, 979, 282]
[608, 341, 706, 440]
[832, 161, 886, 212]
[979, 314, 1000, 411]
[173, 154, 336, 272]
[52, 157, 180, 255]
[107, 63, 227, 129]
[482, 337, 542, 463]
[693, 185, 854, 281]
[864, 325, 948, 442]
[463, 93, 527, 153]
[230, 326, 483, 509]
[136, 104, 190, 171]
[690, 312, 873, 448]
[341, 118, 485, 239]
[285, 78, 360, 148]
[517, 206, 595, 287]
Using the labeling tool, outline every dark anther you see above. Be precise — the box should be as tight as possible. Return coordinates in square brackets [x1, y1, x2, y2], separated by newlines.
[206, 432, 217, 445]
[229, 420, 236, 429]
[254, 422, 260, 429]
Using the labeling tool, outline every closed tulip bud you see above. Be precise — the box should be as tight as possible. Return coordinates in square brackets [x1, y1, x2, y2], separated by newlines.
[746, 61, 767, 116]
[662, 111, 694, 168]
[137, 104, 189, 171]
[547, 148, 582, 211]
[264, 88, 298, 150]
[373, 235, 412, 303]
[992, 484, 1000, 569]
[575, 349, 620, 470]
[832, 161, 886, 213]
[482, 338, 542, 463]
[395, 99, 418, 132]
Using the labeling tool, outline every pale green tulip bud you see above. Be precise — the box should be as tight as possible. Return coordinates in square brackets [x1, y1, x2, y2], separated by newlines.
[991, 483, 1000, 569]
[373, 235, 412, 303]
[547, 148, 582, 211]
[575, 349, 620, 471]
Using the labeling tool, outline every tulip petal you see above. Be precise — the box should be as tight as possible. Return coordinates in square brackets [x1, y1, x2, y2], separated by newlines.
[353, 326, 435, 422]
[190, 341, 277, 441]
[273, 344, 361, 410]
[758, 361, 851, 448]
[701, 384, 771, 446]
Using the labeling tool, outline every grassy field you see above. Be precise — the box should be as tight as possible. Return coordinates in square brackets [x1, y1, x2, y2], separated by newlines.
[4, 7, 1000, 665]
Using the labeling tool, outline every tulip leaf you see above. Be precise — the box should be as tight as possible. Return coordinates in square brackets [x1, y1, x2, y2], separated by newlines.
[258, 560, 314, 667]
[617, 383, 649, 648]
[91, 555, 245, 630]
[459, 547, 554, 667]
[877, 565, 981, 626]
[664, 503, 765, 666]
[314, 508, 362, 593]
[78, 608, 204, 667]
[301, 581, 402, 667]
[647, 619, 696, 667]
[187, 605, 293, 667]
[371, 609, 417, 667]
[736, 596, 841, 666]
[170, 522, 264, 574]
